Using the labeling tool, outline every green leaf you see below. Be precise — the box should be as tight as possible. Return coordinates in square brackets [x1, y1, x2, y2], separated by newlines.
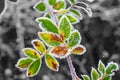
[105, 62, 119, 76]
[53, 1, 65, 10]
[91, 68, 99, 80]
[58, 15, 62, 20]
[38, 32, 63, 46]
[32, 39, 46, 53]
[36, 17, 58, 34]
[59, 15, 71, 40]
[34, 2, 46, 12]
[27, 59, 41, 77]
[44, 13, 51, 18]
[82, 75, 90, 80]
[45, 53, 59, 71]
[68, 0, 75, 4]
[68, 30, 81, 47]
[16, 57, 33, 69]
[23, 48, 40, 59]
[104, 76, 112, 80]
[66, 14, 79, 24]
[69, 9, 81, 17]
[48, 0, 56, 5]
[98, 60, 105, 77]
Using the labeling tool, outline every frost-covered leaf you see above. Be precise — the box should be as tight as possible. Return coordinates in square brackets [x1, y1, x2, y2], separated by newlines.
[45, 53, 59, 71]
[32, 39, 46, 53]
[16, 57, 33, 69]
[51, 46, 69, 58]
[71, 45, 86, 55]
[23, 48, 40, 59]
[53, 1, 65, 10]
[59, 15, 71, 40]
[34, 2, 46, 12]
[69, 9, 81, 17]
[27, 59, 41, 77]
[68, 30, 81, 47]
[44, 13, 51, 18]
[104, 76, 111, 80]
[82, 75, 90, 80]
[105, 62, 119, 76]
[38, 32, 63, 46]
[68, 0, 75, 4]
[36, 17, 58, 34]
[98, 60, 105, 77]
[48, 0, 56, 5]
[66, 14, 79, 24]
[91, 68, 99, 80]
[75, 2, 92, 17]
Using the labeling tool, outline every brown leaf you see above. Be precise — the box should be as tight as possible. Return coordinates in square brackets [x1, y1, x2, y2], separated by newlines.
[50, 33, 63, 42]
[71, 45, 86, 55]
[51, 46, 69, 58]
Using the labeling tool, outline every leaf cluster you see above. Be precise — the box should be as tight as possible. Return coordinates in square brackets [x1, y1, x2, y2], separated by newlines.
[82, 60, 119, 80]
[16, 0, 88, 77]
[15, 0, 119, 79]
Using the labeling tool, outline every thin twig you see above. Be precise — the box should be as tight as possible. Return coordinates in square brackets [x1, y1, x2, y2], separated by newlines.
[43, 0, 58, 25]
[67, 56, 77, 80]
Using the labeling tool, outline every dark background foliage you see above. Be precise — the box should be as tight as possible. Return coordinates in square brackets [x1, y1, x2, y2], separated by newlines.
[0, 0, 120, 80]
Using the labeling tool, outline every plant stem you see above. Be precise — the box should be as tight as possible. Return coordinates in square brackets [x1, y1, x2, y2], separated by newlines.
[43, 0, 79, 80]
[42, 0, 58, 25]
[67, 56, 79, 80]
[41, 48, 50, 58]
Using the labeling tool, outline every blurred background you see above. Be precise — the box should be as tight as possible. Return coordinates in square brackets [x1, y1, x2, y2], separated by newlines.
[0, 0, 120, 80]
